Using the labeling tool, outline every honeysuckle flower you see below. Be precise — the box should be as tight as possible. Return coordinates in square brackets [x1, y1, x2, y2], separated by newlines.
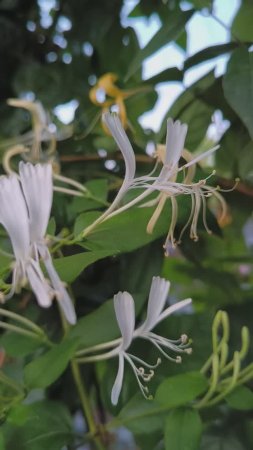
[111, 277, 192, 405]
[0, 173, 53, 307]
[90, 73, 147, 130]
[76, 276, 192, 405]
[103, 113, 226, 255]
[19, 161, 76, 324]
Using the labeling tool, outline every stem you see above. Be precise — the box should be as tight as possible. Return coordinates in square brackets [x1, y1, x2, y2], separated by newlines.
[0, 308, 45, 335]
[70, 360, 105, 450]
[59, 299, 105, 450]
[0, 321, 42, 340]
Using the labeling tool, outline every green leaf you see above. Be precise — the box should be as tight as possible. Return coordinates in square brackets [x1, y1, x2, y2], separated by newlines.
[158, 70, 215, 147]
[223, 47, 253, 139]
[238, 141, 253, 184]
[84, 206, 171, 254]
[201, 433, 245, 450]
[69, 297, 119, 348]
[53, 250, 113, 283]
[125, 10, 193, 80]
[184, 43, 237, 71]
[143, 67, 183, 85]
[155, 372, 208, 408]
[24, 339, 77, 389]
[85, 178, 108, 203]
[225, 385, 253, 410]
[0, 332, 42, 357]
[74, 211, 102, 236]
[164, 407, 202, 450]
[232, 0, 253, 42]
[117, 395, 165, 435]
[3, 401, 72, 450]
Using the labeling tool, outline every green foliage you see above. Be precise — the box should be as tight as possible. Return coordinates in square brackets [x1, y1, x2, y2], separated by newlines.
[155, 372, 208, 408]
[24, 339, 77, 389]
[164, 407, 202, 450]
[223, 47, 253, 139]
[0, 0, 253, 448]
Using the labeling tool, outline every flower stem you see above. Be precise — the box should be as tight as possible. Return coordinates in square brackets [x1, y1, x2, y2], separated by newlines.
[59, 296, 105, 450]
[70, 359, 105, 450]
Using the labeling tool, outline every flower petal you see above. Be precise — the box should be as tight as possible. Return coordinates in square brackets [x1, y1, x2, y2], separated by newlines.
[102, 113, 136, 192]
[111, 353, 125, 405]
[19, 162, 53, 242]
[136, 277, 170, 334]
[165, 118, 188, 169]
[113, 291, 135, 350]
[0, 174, 30, 260]
[42, 247, 76, 325]
[157, 298, 192, 325]
[26, 260, 52, 307]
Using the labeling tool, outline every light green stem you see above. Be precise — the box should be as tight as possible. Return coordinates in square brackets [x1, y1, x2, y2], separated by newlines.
[0, 308, 45, 335]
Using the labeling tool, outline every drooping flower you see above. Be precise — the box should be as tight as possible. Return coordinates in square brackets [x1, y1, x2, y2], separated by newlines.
[76, 276, 192, 405]
[19, 161, 76, 324]
[103, 113, 226, 254]
[0, 173, 53, 307]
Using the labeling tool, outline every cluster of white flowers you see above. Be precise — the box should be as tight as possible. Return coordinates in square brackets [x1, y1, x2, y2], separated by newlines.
[76, 276, 192, 405]
[102, 113, 226, 255]
[0, 162, 76, 324]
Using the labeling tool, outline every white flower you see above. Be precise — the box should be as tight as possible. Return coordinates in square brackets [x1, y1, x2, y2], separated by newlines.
[103, 113, 225, 254]
[0, 173, 52, 307]
[111, 290, 162, 405]
[76, 276, 192, 405]
[19, 162, 76, 324]
[111, 277, 192, 404]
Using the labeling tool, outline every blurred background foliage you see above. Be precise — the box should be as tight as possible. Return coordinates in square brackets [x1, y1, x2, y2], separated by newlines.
[0, 0, 253, 449]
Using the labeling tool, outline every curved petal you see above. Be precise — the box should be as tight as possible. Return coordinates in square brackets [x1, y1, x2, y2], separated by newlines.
[157, 298, 192, 325]
[26, 260, 52, 308]
[19, 162, 53, 242]
[41, 247, 76, 324]
[136, 277, 170, 334]
[102, 113, 136, 194]
[113, 291, 135, 350]
[111, 354, 125, 405]
[165, 118, 188, 169]
[0, 174, 30, 260]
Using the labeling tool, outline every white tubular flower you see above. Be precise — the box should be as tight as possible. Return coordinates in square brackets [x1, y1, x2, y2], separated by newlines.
[19, 162, 76, 325]
[157, 118, 188, 183]
[102, 114, 224, 251]
[77, 277, 192, 405]
[111, 291, 160, 405]
[0, 174, 52, 307]
[135, 276, 192, 363]
[102, 112, 136, 210]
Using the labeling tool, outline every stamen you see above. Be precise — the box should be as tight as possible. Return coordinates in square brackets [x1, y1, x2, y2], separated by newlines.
[163, 196, 178, 255]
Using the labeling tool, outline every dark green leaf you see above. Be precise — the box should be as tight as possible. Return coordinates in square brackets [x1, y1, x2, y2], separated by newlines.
[225, 385, 253, 410]
[184, 43, 237, 71]
[3, 401, 72, 450]
[223, 47, 253, 139]
[125, 10, 193, 80]
[68, 297, 119, 348]
[232, 0, 253, 42]
[0, 333, 42, 357]
[165, 407, 202, 450]
[143, 67, 183, 86]
[155, 372, 208, 407]
[84, 206, 171, 254]
[24, 339, 77, 389]
[53, 250, 113, 283]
